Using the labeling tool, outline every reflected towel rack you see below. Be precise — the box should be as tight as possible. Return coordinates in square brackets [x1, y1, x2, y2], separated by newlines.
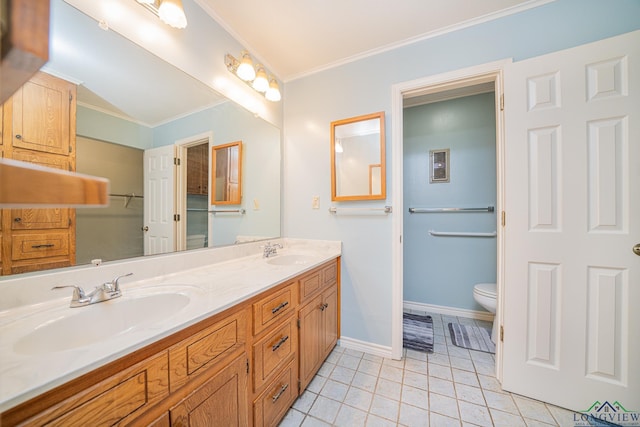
[187, 208, 208, 212]
[409, 206, 494, 213]
[210, 208, 246, 215]
[329, 206, 392, 215]
[429, 230, 496, 238]
[109, 193, 143, 208]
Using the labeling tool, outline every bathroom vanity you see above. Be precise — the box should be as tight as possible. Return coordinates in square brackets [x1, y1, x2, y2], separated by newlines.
[0, 239, 341, 426]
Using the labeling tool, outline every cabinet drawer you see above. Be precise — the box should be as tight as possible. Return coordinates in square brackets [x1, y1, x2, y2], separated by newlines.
[253, 358, 297, 427]
[11, 232, 69, 260]
[253, 315, 297, 392]
[169, 309, 247, 393]
[252, 282, 297, 335]
[299, 270, 321, 302]
[322, 261, 337, 286]
[23, 351, 169, 427]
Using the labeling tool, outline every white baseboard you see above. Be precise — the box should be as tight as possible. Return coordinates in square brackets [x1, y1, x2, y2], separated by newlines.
[338, 336, 394, 359]
[403, 300, 494, 322]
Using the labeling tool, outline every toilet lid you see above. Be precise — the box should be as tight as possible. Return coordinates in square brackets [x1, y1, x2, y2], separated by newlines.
[474, 283, 496, 297]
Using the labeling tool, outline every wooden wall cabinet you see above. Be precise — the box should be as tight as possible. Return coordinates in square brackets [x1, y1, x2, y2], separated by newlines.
[1, 257, 341, 427]
[0, 71, 77, 275]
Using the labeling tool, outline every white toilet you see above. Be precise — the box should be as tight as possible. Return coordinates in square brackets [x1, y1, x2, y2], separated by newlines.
[473, 283, 498, 343]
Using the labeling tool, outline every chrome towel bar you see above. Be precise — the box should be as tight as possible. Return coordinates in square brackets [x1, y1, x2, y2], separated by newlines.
[210, 208, 246, 214]
[329, 206, 392, 214]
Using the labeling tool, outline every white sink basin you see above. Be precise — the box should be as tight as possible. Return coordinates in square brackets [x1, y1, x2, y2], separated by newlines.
[14, 292, 191, 355]
[266, 254, 315, 266]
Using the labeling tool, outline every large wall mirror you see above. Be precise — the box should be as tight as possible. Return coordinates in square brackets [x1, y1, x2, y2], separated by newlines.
[330, 112, 386, 201]
[7, 0, 281, 275]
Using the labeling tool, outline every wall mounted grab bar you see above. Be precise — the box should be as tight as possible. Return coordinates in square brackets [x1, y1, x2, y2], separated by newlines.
[329, 206, 392, 214]
[409, 206, 494, 213]
[428, 230, 497, 238]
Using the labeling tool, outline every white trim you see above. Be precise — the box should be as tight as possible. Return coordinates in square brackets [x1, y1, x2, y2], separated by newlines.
[403, 301, 495, 322]
[338, 337, 393, 359]
[284, 0, 553, 82]
[391, 58, 511, 371]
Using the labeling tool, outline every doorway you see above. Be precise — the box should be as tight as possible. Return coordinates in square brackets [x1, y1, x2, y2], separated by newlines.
[391, 60, 508, 380]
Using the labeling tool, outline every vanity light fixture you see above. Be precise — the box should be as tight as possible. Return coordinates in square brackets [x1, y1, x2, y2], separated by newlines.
[225, 51, 282, 102]
[136, 0, 188, 29]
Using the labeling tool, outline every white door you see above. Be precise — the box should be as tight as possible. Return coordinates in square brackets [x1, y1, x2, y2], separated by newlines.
[143, 145, 176, 255]
[502, 30, 639, 412]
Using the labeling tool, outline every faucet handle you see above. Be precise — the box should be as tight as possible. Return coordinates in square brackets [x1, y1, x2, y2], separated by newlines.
[52, 285, 86, 300]
[110, 273, 133, 292]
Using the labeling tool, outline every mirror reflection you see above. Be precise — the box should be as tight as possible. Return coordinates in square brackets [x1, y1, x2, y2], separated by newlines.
[212, 141, 242, 205]
[331, 112, 386, 201]
[4, 0, 281, 275]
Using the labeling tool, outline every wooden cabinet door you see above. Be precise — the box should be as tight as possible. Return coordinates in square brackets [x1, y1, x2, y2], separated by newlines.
[321, 284, 338, 357]
[187, 144, 207, 195]
[10, 72, 75, 156]
[10, 150, 71, 229]
[298, 294, 322, 391]
[170, 354, 248, 427]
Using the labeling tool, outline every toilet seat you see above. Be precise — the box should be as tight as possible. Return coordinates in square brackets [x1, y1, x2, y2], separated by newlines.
[474, 283, 496, 298]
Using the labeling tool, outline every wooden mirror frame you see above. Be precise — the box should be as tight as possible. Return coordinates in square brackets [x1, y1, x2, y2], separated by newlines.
[330, 111, 386, 201]
[211, 141, 242, 205]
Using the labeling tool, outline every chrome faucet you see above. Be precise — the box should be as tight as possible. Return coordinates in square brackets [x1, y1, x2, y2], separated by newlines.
[262, 242, 283, 258]
[52, 273, 133, 308]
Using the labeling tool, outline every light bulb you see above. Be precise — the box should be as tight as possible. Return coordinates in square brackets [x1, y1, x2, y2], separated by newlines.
[252, 67, 269, 92]
[236, 52, 256, 81]
[265, 79, 281, 102]
[158, 0, 187, 29]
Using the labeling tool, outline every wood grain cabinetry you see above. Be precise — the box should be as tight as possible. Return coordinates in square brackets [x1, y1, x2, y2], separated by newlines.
[17, 351, 169, 427]
[1, 71, 77, 275]
[0, 257, 341, 426]
[298, 261, 340, 391]
[170, 355, 248, 427]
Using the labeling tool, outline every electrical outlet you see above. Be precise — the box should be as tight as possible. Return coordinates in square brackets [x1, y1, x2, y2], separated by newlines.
[253, 199, 260, 210]
[312, 195, 320, 209]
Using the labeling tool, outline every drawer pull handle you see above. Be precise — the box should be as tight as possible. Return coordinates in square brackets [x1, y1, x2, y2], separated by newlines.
[272, 335, 289, 352]
[271, 301, 289, 314]
[271, 383, 289, 403]
[32, 244, 55, 249]
[319, 303, 328, 311]
[14, 217, 22, 222]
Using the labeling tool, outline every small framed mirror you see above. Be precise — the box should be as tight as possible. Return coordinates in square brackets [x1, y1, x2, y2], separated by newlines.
[211, 141, 242, 205]
[331, 112, 386, 201]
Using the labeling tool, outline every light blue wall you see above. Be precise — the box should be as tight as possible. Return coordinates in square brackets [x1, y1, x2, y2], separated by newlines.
[154, 102, 281, 246]
[283, 0, 640, 348]
[76, 105, 153, 149]
[403, 93, 496, 310]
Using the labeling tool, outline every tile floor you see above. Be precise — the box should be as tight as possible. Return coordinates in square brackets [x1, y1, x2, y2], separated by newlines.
[279, 312, 578, 427]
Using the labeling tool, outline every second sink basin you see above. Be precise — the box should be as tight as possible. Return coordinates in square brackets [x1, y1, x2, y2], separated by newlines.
[266, 254, 316, 266]
[14, 291, 192, 355]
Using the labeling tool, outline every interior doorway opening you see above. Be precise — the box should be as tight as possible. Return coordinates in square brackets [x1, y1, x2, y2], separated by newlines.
[391, 60, 508, 381]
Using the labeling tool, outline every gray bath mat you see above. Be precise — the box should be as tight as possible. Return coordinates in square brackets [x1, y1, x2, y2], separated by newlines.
[448, 322, 495, 354]
[403, 313, 434, 353]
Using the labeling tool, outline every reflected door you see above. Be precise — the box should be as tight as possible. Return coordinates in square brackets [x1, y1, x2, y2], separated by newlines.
[143, 145, 176, 255]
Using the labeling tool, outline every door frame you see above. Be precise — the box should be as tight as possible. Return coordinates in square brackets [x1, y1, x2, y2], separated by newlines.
[175, 132, 213, 251]
[390, 59, 510, 379]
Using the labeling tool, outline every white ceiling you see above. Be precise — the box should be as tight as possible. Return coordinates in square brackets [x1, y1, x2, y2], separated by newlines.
[196, 0, 551, 81]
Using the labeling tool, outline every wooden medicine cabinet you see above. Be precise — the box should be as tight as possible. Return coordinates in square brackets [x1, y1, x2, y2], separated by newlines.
[211, 141, 242, 205]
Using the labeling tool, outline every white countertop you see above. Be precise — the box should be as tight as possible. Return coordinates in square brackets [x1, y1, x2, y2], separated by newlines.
[0, 238, 341, 412]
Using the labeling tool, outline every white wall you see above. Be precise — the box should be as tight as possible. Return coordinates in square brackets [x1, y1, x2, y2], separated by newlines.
[283, 0, 640, 349]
